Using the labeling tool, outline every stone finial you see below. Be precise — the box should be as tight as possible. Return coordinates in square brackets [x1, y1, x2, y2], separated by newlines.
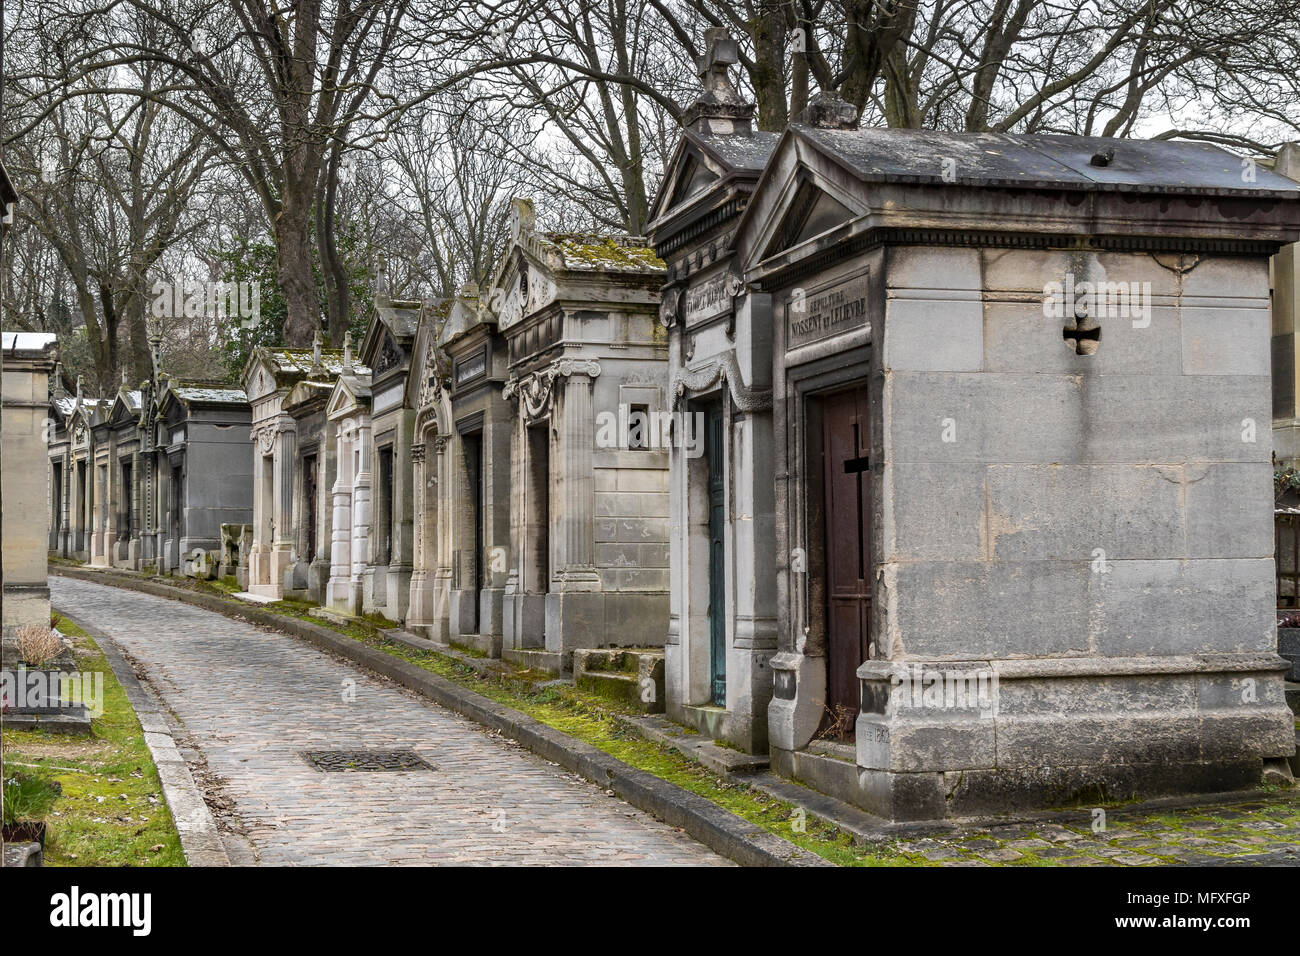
[343, 332, 353, 373]
[312, 330, 323, 371]
[683, 28, 754, 136]
[377, 256, 390, 295]
[75, 373, 83, 400]
[121, 368, 128, 387]
[149, 327, 163, 378]
[510, 198, 535, 241]
[797, 90, 859, 130]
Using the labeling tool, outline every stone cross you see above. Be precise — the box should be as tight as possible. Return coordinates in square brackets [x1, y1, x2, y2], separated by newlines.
[343, 332, 353, 373]
[312, 330, 323, 371]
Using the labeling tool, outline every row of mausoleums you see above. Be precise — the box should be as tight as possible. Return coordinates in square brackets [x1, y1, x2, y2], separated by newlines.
[47, 341, 253, 578]
[48, 30, 1300, 819]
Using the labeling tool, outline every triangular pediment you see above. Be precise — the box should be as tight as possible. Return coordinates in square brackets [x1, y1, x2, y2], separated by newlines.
[667, 154, 720, 209]
[762, 179, 855, 260]
[241, 353, 279, 400]
[326, 375, 370, 420]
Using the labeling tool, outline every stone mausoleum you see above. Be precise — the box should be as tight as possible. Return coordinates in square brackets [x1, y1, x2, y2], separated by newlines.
[497, 199, 670, 672]
[3, 331, 58, 633]
[647, 28, 780, 753]
[732, 112, 1300, 819]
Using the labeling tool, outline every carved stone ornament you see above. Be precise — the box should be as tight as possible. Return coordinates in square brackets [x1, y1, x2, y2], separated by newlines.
[418, 335, 444, 411]
[375, 333, 402, 374]
[255, 426, 277, 454]
[659, 287, 681, 328]
[503, 358, 602, 422]
[672, 349, 772, 412]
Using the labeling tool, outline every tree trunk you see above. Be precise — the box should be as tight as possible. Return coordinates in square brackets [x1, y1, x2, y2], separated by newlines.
[317, 147, 350, 347]
[277, 179, 319, 348]
[749, 3, 789, 131]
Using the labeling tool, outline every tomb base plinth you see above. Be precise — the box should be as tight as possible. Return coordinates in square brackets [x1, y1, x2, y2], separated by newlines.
[776, 654, 1295, 821]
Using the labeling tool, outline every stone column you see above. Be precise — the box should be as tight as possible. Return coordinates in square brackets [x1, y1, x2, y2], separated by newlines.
[129, 444, 141, 567]
[273, 423, 296, 593]
[350, 420, 372, 615]
[308, 436, 335, 601]
[407, 438, 431, 627]
[556, 371, 599, 584]
[59, 450, 71, 555]
[327, 423, 354, 611]
[545, 370, 602, 657]
[385, 411, 414, 620]
[431, 435, 453, 641]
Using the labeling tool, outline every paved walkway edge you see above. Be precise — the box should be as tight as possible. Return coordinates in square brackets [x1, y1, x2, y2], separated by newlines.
[53, 605, 231, 866]
[52, 568, 830, 867]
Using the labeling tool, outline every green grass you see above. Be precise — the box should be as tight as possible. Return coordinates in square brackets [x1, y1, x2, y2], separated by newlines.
[1, 614, 186, 866]
[3, 771, 61, 825]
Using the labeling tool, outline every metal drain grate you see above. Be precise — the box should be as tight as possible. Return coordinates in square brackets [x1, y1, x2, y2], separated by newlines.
[301, 750, 436, 772]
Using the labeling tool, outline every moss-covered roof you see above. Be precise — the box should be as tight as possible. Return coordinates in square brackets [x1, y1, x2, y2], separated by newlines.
[543, 234, 666, 273]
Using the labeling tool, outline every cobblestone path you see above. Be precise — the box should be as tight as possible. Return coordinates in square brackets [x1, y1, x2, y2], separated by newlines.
[51, 577, 729, 866]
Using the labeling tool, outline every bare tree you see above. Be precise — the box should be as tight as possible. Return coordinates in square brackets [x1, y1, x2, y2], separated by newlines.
[5, 50, 216, 392]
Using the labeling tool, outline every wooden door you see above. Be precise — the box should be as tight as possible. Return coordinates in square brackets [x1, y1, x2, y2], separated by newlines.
[823, 388, 870, 725]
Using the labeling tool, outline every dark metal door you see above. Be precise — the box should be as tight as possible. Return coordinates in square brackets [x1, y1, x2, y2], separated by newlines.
[824, 388, 870, 725]
[465, 434, 482, 632]
[707, 406, 726, 707]
[304, 455, 318, 562]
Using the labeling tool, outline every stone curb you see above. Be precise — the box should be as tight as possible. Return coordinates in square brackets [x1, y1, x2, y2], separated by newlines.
[52, 567, 832, 867]
[52, 603, 231, 866]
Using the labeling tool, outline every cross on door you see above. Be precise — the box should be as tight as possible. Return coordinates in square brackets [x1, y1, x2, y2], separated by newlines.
[844, 423, 869, 580]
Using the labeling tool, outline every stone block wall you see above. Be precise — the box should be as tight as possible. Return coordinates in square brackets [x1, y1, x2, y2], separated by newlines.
[877, 245, 1275, 663]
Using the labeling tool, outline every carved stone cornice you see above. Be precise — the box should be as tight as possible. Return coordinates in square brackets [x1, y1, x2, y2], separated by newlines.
[672, 350, 771, 412]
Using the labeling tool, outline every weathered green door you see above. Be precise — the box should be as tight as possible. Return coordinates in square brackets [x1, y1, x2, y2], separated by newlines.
[707, 406, 726, 707]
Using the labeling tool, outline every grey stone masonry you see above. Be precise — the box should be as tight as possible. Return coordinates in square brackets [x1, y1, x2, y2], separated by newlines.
[735, 122, 1300, 820]
[646, 29, 780, 753]
[495, 199, 671, 664]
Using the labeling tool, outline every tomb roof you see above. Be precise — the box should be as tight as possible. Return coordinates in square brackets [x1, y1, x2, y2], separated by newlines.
[375, 300, 423, 340]
[2, 331, 58, 359]
[170, 385, 250, 406]
[256, 346, 371, 384]
[539, 233, 665, 273]
[792, 126, 1300, 197]
[691, 130, 780, 172]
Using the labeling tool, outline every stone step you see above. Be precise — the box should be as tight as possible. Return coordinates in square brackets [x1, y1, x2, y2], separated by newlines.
[612, 712, 770, 775]
[449, 633, 502, 658]
[571, 647, 663, 675]
[380, 629, 447, 654]
[502, 647, 566, 674]
[573, 648, 665, 713]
